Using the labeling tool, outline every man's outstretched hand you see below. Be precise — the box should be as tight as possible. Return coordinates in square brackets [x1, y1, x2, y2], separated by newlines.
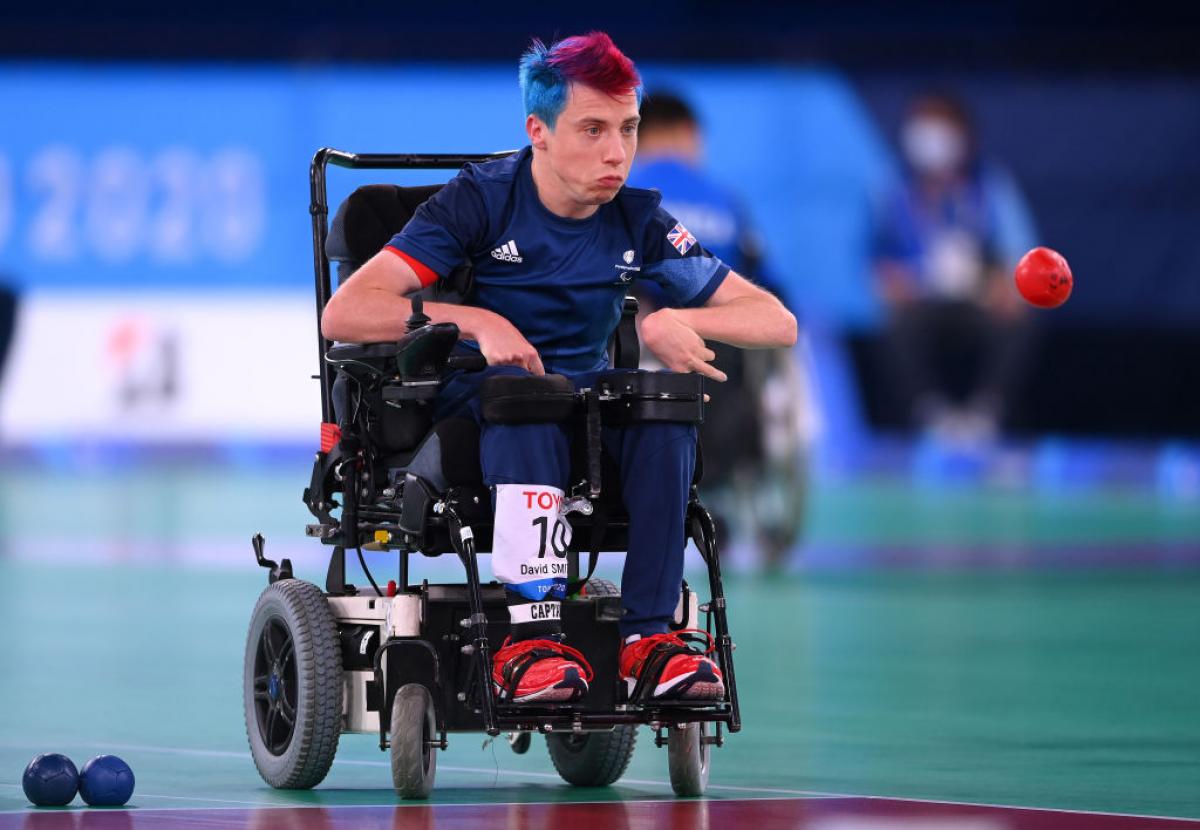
[474, 318, 546, 375]
[639, 308, 727, 383]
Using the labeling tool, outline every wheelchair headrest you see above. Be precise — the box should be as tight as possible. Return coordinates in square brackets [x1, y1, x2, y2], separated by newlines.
[326, 184, 443, 281]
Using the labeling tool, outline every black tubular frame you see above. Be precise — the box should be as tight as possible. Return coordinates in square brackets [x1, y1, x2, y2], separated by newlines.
[306, 147, 740, 741]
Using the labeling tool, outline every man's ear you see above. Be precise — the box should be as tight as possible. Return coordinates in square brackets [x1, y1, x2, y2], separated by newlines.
[527, 114, 550, 150]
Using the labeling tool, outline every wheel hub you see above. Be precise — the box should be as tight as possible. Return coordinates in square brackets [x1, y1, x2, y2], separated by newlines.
[253, 616, 298, 756]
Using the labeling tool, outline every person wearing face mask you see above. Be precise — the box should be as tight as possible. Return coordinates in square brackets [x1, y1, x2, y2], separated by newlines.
[872, 93, 1038, 444]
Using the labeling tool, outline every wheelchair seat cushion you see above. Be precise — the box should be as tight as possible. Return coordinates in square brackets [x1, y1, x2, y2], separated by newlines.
[480, 373, 576, 424]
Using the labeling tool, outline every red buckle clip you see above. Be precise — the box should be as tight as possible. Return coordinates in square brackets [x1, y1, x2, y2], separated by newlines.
[320, 422, 342, 454]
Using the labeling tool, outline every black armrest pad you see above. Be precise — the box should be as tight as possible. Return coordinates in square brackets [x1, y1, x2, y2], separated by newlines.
[326, 323, 460, 378]
[480, 373, 576, 423]
[326, 341, 404, 363]
[597, 370, 705, 424]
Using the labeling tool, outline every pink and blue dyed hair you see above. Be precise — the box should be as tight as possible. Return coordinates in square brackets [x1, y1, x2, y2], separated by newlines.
[519, 32, 643, 130]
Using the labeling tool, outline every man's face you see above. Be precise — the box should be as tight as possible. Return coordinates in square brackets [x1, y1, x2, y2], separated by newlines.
[528, 83, 640, 208]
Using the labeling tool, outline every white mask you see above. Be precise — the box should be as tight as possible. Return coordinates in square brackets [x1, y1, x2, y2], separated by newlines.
[901, 117, 967, 175]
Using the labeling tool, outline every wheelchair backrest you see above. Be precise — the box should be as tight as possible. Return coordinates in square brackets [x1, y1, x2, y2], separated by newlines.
[326, 183, 474, 298]
[325, 183, 435, 281]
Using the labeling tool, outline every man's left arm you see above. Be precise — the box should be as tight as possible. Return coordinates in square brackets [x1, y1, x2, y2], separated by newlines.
[639, 272, 797, 382]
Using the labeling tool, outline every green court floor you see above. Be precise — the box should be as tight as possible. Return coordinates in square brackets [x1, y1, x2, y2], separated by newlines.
[2, 463, 1199, 551]
[3, 554, 1198, 818]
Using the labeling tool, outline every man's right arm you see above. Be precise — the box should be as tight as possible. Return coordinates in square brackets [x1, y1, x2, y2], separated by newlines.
[320, 251, 546, 375]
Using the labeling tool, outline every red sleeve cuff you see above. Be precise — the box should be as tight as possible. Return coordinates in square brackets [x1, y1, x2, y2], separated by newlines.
[385, 246, 439, 288]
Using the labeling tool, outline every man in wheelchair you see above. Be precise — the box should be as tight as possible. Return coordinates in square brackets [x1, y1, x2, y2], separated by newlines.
[320, 32, 796, 706]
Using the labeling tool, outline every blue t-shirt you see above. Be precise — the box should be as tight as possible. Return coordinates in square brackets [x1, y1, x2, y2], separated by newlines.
[386, 146, 730, 374]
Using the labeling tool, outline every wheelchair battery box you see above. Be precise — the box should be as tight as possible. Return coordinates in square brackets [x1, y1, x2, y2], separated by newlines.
[596, 370, 704, 425]
[480, 373, 575, 423]
[328, 593, 423, 734]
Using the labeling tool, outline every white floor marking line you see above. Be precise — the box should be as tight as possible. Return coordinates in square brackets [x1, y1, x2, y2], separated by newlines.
[2, 788, 1197, 824]
[75, 741, 247, 760]
[838, 794, 1200, 823]
[3, 740, 831, 797]
[436, 763, 836, 796]
[0, 781, 264, 809]
[0, 739, 245, 760]
[0, 794, 848, 816]
[3, 741, 1198, 822]
[308, 758, 834, 795]
[115, 792, 268, 807]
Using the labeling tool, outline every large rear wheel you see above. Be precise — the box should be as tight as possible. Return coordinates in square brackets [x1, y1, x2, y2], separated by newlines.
[243, 579, 343, 789]
[546, 578, 637, 787]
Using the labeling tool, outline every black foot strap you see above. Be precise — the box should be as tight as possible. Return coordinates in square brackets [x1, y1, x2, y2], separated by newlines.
[628, 633, 714, 702]
[496, 643, 590, 703]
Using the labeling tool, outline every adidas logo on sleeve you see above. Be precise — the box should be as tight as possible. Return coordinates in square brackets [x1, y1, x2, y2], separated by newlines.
[491, 240, 523, 263]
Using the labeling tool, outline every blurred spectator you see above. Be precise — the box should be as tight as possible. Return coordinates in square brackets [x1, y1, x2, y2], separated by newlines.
[872, 92, 1037, 444]
[629, 90, 808, 568]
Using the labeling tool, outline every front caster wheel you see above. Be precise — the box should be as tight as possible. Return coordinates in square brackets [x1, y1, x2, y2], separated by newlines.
[390, 683, 438, 799]
[667, 722, 711, 796]
[509, 732, 532, 755]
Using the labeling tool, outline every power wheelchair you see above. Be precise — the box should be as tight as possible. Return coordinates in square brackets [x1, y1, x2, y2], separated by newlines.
[243, 149, 741, 799]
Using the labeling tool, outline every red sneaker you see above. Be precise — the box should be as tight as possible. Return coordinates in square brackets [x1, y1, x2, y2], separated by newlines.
[492, 638, 592, 704]
[620, 630, 724, 701]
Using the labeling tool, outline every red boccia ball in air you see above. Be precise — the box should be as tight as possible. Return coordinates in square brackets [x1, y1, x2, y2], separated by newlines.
[1015, 247, 1073, 309]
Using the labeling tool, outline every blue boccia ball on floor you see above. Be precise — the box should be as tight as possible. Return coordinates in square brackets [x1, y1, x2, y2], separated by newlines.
[22, 753, 80, 807]
[79, 755, 135, 807]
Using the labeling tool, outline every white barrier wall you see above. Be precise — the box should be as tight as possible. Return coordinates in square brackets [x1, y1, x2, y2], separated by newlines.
[0, 292, 320, 444]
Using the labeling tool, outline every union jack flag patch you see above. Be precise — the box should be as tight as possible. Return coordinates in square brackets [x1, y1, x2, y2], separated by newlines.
[667, 223, 697, 255]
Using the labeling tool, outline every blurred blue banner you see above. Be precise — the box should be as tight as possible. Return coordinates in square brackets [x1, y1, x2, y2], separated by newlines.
[0, 64, 889, 323]
[2, 64, 1197, 326]
[0, 66, 527, 292]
